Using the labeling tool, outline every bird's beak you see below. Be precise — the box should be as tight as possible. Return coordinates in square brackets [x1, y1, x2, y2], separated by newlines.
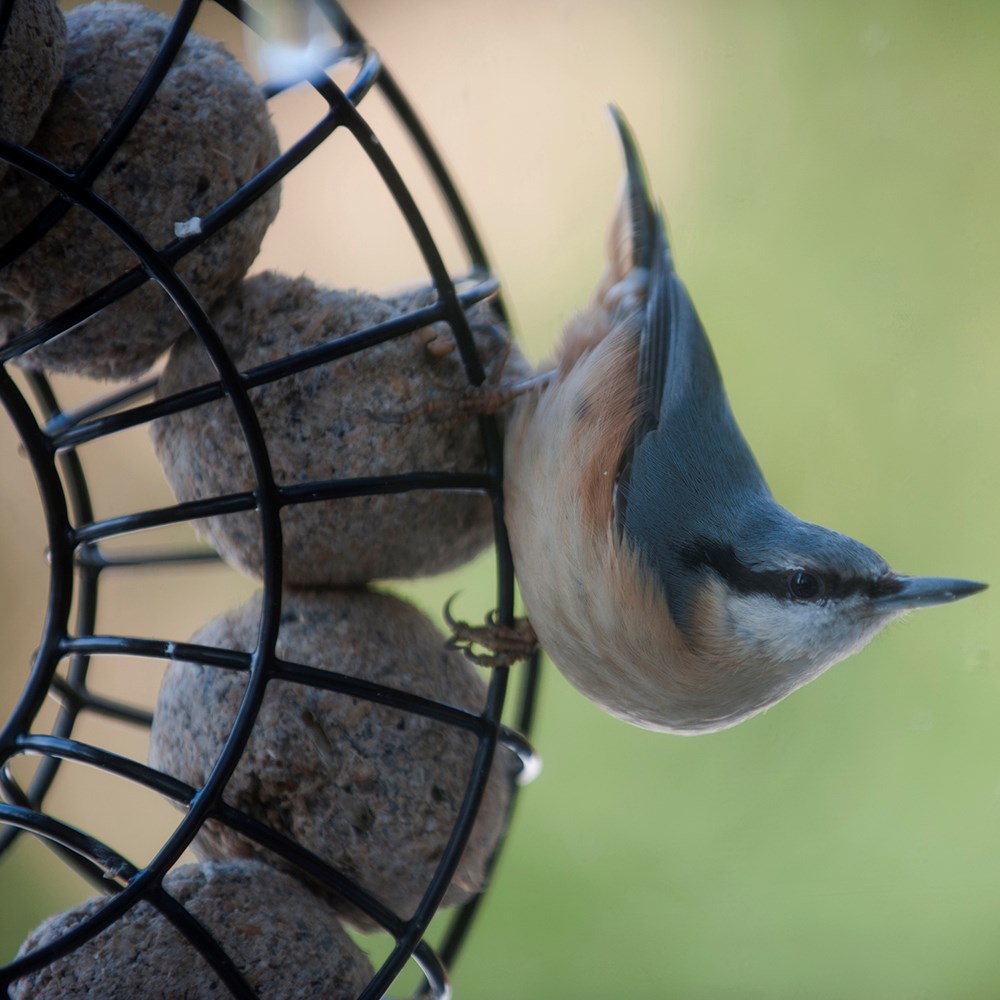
[873, 575, 987, 612]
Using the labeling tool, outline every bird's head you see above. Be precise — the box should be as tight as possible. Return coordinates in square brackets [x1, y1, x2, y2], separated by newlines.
[670, 507, 984, 719]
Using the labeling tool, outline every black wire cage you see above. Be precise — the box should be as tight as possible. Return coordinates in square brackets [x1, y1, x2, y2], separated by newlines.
[0, 0, 540, 996]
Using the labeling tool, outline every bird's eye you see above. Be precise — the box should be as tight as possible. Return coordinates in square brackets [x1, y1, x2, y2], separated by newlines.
[788, 570, 822, 601]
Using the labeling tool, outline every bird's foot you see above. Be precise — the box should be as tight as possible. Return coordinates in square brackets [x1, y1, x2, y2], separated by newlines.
[443, 597, 538, 667]
[370, 370, 555, 425]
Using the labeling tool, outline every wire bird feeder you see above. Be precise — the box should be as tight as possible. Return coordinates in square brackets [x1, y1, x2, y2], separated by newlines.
[0, 0, 539, 995]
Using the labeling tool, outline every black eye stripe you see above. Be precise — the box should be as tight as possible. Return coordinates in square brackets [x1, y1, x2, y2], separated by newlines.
[680, 541, 788, 597]
[680, 539, 891, 601]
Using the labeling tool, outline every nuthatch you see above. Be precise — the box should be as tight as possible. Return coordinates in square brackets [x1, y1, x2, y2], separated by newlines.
[500, 108, 986, 734]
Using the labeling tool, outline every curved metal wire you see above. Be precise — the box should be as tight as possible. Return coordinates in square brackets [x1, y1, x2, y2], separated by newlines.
[0, 1, 539, 997]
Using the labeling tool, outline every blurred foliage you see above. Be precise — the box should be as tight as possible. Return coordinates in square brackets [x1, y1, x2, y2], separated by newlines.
[2, 1, 998, 997]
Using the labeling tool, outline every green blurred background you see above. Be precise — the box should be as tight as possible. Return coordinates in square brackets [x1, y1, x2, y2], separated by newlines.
[2, 1, 998, 997]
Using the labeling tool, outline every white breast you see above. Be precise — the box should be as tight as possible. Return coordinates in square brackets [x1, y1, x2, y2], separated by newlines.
[503, 332, 717, 732]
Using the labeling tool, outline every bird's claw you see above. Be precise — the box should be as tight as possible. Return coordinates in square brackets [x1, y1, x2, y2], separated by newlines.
[443, 596, 538, 667]
[374, 377, 545, 426]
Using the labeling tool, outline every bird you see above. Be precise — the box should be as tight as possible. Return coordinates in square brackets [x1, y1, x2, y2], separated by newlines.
[494, 107, 986, 734]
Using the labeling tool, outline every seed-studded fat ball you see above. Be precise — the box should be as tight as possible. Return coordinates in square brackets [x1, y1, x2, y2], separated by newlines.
[0, 1, 280, 379]
[11, 860, 373, 999]
[150, 271, 530, 585]
[148, 587, 516, 931]
[0, 0, 66, 185]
